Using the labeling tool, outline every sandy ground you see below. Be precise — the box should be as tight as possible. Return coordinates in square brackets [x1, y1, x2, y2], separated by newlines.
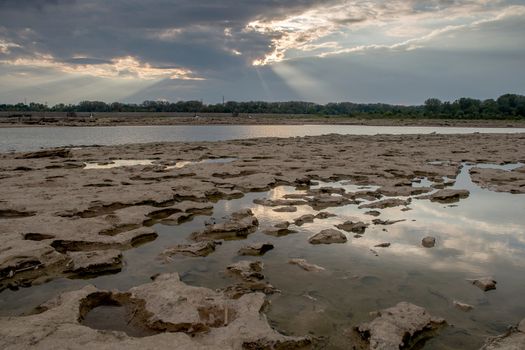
[1, 114, 525, 128]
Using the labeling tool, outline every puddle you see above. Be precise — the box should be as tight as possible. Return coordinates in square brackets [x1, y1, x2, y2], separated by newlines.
[1, 163, 524, 349]
[84, 159, 154, 169]
[165, 157, 237, 169]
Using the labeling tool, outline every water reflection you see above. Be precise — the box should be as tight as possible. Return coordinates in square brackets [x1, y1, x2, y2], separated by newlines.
[2, 125, 525, 152]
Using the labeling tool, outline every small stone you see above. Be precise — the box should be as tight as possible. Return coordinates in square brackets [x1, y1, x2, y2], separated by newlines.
[365, 210, 381, 217]
[289, 259, 325, 272]
[453, 300, 474, 312]
[336, 221, 368, 234]
[374, 243, 391, 248]
[294, 214, 315, 226]
[422, 236, 436, 248]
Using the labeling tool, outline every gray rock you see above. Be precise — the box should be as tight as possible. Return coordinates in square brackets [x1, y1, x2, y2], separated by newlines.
[374, 243, 391, 248]
[227, 260, 264, 281]
[308, 229, 347, 245]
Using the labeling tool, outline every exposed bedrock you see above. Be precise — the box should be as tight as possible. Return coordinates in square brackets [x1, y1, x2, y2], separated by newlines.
[352, 302, 447, 350]
[0, 273, 313, 349]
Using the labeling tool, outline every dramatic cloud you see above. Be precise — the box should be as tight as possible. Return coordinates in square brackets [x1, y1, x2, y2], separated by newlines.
[0, 0, 524, 104]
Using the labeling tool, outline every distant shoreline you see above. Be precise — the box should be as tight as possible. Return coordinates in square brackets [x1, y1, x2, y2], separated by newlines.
[1, 115, 524, 128]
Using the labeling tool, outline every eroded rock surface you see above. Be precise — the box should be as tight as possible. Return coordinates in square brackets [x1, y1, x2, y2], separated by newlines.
[353, 302, 446, 350]
[191, 209, 258, 241]
[0, 273, 312, 349]
[480, 318, 525, 349]
[238, 243, 274, 256]
[66, 249, 122, 275]
[161, 241, 216, 258]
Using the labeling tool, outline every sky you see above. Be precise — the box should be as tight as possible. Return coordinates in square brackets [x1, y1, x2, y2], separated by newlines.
[0, 0, 524, 105]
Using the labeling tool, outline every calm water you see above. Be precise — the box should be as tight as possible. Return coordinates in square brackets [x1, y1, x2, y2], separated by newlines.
[1, 162, 523, 349]
[1, 125, 525, 152]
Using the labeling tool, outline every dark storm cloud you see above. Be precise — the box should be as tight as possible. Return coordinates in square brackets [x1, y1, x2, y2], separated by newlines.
[0, 0, 330, 71]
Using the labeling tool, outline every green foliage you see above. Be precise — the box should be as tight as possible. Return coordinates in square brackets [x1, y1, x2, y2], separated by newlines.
[1, 94, 524, 119]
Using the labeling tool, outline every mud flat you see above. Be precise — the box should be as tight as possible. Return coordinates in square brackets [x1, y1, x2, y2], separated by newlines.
[1, 133, 524, 349]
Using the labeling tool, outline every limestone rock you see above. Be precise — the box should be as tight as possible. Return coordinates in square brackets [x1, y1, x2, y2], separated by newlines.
[308, 229, 347, 245]
[0, 273, 312, 349]
[353, 302, 446, 350]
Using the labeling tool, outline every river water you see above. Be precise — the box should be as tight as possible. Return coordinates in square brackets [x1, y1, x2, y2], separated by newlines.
[1, 125, 525, 152]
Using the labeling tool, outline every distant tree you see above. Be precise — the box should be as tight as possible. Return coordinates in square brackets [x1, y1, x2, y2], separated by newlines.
[424, 98, 442, 115]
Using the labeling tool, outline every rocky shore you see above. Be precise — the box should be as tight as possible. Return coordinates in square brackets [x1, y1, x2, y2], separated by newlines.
[1, 133, 524, 349]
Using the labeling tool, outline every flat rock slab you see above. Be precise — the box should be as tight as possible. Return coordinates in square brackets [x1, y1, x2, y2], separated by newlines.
[417, 189, 470, 203]
[66, 249, 122, 275]
[161, 241, 216, 258]
[238, 243, 274, 256]
[354, 302, 446, 350]
[272, 206, 298, 213]
[359, 198, 411, 210]
[309, 229, 347, 245]
[191, 209, 258, 241]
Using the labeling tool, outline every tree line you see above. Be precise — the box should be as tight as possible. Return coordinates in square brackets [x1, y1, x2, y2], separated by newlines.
[1, 94, 524, 119]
